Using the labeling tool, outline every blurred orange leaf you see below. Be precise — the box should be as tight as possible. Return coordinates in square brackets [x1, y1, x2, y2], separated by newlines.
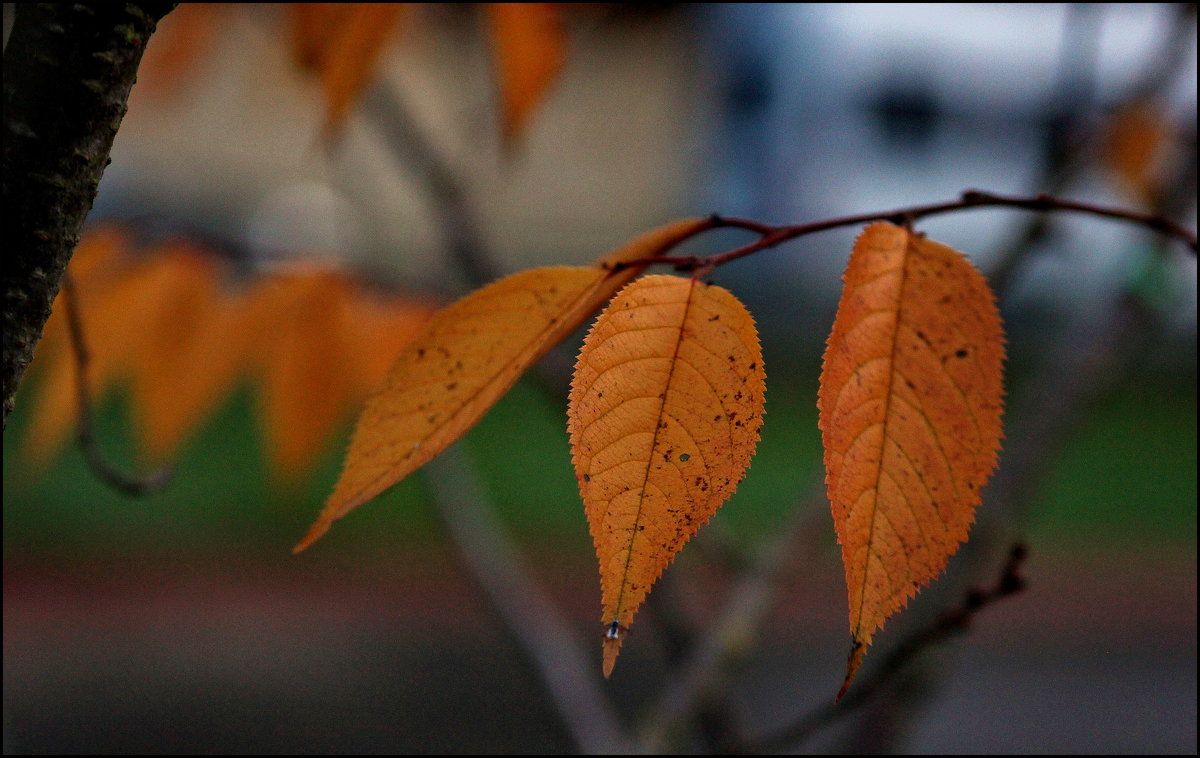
[818, 223, 1005, 697]
[133, 3, 227, 100]
[126, 244, 239, 464]
[288, 3, 408, 135]
[23, 247, 201, 468]
[342, 290, 439, 400]
[486, 2, 566, 144]
[26, 225, 129, 386]
[295, 218, 707, 553]
[245, 270, 359, 479]
[568, 274, 765, 677]
[1104, 98, 1173, 203]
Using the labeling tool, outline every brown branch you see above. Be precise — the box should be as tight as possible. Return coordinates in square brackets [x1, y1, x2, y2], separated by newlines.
[423, 446, 631, 754]
[361, 80, 502, 290]
[734, 544, 1029, 755]
[612, 191, 1197, 275]
[634, 481, 830, 754]
[3, 2, 176, 429]
[60, 275, 173, 497]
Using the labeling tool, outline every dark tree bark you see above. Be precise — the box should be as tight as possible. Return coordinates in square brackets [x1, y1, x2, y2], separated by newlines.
[2, 2, 175, 428]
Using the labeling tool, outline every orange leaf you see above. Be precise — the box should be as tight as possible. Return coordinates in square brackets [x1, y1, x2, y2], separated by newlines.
[132, 3, 226, 100]
[294, 218, 707, 553]
[568, 275, 766, 677]
[1104, 98, 1173, 203]
[818, 223, 1005, 696]
[26, 225, 130, 385]
[288, 3, 358, 71]
[307, 3, 407, 135]
[342, 291, 438, 401]
[126, 245, 248, 464]
[486, 2, 566, 144]
[248, 270, 359, 479]
[22, 251, 199, 468]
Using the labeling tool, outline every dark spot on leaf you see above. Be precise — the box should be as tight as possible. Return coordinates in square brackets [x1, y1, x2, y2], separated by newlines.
[680, 453, 690, 462]
[708, 315, 720, 321]
[445, 382, 458, 390]
[956, 348, 969, 358]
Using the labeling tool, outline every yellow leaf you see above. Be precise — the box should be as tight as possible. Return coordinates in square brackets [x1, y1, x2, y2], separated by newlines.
[568, 275, 766, 677]
[295, 218, 707, 553]
[486, 2, 566, 144]
[818, 223, 1005, 696]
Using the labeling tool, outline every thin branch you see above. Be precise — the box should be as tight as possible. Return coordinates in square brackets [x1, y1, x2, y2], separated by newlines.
[735, 544, 1029, 755]
[60, 274, 174, 497]
[361, 80, 502, 290]
[634, 482, 829, 754]
[423, 446, 631, 754]
[612, 190, 1197, 275]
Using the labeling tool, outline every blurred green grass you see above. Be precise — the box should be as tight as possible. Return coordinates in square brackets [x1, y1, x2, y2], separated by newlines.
[3, 367, 1195, 558]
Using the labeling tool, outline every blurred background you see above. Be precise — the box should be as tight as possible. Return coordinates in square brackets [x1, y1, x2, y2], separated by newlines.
[4, 3, 1195, 753]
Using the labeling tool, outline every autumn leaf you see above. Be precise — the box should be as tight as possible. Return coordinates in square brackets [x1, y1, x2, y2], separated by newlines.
[132, 3, 226, 100]
[342, 290, 438, 400]
[25, 225, 129, 390]
[1104, 98, 1173, 203]
[568, 274, 766, 677]
[22, 249, 202, 469]
[294, 218, 709, 553]
[126, 243, 225, 464]
[289, 3, 408, 135]
[486, 2, 566, 144]
[818, 222, 1005, 697]
[245, 269, 360, 479]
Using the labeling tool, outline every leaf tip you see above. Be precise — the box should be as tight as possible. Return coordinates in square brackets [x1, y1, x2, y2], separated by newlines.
[292, 521, 330, 555]
[602, 637, 622, 679]
[837, 639, 867, 701]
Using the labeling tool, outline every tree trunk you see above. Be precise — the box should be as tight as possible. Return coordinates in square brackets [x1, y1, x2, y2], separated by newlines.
[2, 2, 175, 428]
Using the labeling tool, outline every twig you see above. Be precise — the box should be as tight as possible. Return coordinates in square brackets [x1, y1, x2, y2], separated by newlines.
[634, 483, 829, 754]
[362, 80, 501, 290]
[735, 545, 1029, 755]
[60, 274, 174, 497]
[423, 446, 631, 754]
[612, 190, 1197, 275]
